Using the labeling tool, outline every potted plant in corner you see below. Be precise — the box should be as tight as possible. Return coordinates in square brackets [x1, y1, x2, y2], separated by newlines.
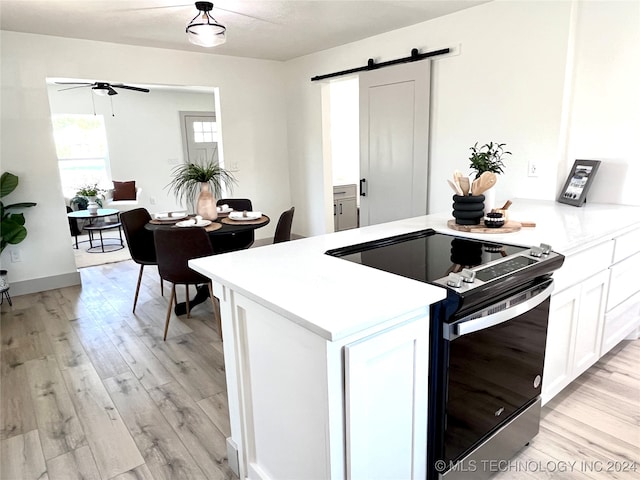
[1, 172, 37, 304]
[166, 160, 236, 220]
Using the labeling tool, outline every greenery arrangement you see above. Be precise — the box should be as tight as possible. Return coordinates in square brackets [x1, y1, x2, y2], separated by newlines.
[71, 183, 104, 210]
[468, 142, 511, 179]
[167, 160, 236, 208]
[75, 183, 104, 197]
[1, 172, 37, 254]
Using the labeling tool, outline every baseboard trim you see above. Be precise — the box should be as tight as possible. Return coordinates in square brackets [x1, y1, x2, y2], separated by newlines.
[8, 271, 81, 297]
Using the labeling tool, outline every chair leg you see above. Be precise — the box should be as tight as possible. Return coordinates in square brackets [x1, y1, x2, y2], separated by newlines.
[185, 285, 191, 318]
[133, 264, 144, 313]
[163, 284, 176, 341]
[208, 282, 222, 340]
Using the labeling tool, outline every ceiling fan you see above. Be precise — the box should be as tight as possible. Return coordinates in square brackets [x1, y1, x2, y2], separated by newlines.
[56, 81, 150, 96]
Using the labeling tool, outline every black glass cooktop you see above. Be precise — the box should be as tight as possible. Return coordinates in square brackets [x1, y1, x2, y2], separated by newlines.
[326, 229, 530, 285]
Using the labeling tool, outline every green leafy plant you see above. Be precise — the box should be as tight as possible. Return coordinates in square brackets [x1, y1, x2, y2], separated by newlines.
[468, 142, 511, 179]
[1, 172, 37, 253]
[166, 160, 236, 208]
[75, 183, 104, 198]
[71, 183, 103, 210]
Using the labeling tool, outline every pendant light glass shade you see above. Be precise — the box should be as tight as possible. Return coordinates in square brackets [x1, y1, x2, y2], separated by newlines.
[186, 2, 226, 48]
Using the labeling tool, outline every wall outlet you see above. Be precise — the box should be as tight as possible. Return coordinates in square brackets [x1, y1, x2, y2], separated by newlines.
[10, 249, 21, 263]
[528, 161, 539, 177]
[149, 196, 156, 205]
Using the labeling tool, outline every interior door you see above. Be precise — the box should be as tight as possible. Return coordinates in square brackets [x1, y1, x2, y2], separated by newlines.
[181, 112, 219, 164]
[359, 62, 431, 226]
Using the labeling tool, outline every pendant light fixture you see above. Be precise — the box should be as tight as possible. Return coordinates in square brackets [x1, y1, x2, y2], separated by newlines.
[186, 2, 226, 48]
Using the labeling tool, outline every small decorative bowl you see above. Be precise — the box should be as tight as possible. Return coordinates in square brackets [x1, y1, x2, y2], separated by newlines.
[484, 212, 505, 228]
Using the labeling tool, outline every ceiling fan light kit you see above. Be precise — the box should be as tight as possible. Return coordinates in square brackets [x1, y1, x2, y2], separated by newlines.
[186, 1, 226, 48]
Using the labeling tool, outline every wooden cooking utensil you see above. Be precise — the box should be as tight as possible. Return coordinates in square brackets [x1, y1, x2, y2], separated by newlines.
[448, 179, 463, 196]
[458, 177, 470, 196]
[473, 172, 497, 196]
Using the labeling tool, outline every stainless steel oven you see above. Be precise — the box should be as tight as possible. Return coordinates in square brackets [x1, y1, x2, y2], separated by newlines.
[326, 229, 564, 480]
[433, 279, 553, 479]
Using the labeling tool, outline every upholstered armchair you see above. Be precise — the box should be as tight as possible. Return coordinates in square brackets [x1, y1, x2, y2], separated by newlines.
[103, 181, 141, 212]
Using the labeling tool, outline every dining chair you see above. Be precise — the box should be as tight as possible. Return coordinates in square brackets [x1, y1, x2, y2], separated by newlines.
[273, 207, 295, 243]
[66, 206, 82, 249]
[153, 227, 221, 341]
[216, 198, 255, 251]
[120, 208, 163, 313]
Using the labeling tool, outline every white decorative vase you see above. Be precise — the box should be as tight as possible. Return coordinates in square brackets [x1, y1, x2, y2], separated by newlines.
[483, 187, 496, 215]
[196, 183, 218, 220]
[87, 196, 99, 215]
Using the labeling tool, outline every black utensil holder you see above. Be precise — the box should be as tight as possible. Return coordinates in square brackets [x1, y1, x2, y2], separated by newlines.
[452, 194, 485, 225]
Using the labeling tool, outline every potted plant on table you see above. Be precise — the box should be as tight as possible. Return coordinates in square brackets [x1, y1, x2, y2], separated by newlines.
[71, 183, 104, 214]
[166, 160, 236, 220]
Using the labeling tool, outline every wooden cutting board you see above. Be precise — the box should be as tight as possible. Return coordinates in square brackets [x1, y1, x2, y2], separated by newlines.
[447, 219, 525, 233]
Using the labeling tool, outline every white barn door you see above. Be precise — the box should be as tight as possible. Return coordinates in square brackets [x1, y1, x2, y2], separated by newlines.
[359, 62, 431, 226]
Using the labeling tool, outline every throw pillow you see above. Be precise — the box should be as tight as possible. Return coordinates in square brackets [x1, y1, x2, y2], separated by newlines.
[113, 181, 137, 201]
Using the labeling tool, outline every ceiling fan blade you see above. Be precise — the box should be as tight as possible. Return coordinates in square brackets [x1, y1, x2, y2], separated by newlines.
[111, 84, 150, 93]
[116, 3, 191, 12]
[57, 85, 92, 92]
[55, 82, 93, 86]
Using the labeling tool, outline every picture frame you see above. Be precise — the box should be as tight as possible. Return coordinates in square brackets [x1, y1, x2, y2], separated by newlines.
[557, 159, 601, 207]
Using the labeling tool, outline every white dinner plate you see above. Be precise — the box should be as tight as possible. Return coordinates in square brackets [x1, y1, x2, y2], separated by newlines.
[229, 211, 262, 221]
[217, 207, 233, 214]
[155, 212, 188, 220]
[175, 220, 212, 227]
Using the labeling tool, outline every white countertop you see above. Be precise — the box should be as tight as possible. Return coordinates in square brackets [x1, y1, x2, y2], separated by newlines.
[190, 199, 640, 341]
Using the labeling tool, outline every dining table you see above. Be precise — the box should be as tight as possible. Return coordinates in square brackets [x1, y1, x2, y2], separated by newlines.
[145, 211, 270, 315]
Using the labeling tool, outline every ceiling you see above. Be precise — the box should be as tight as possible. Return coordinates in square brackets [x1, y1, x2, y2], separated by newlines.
[0, 1, 489, 61]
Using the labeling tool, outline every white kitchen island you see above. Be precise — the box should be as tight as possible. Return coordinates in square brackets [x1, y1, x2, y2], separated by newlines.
[190, 199, 640, 480]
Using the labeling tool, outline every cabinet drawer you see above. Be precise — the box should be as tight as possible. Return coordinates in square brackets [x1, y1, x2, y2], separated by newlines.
[333, 184, 357, 199]
[613, 228, 640, 263]
[553, 240, 614, 292]
[601, 291, 640, 356]
[607, 250, 640, 310]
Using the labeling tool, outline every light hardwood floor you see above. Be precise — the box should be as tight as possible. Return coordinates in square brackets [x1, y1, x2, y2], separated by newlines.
[1, 259, 236, 480]
[1, 259, 639, 479]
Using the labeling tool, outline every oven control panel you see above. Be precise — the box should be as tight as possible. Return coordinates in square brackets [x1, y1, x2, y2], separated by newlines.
[441, 244, 563, 291]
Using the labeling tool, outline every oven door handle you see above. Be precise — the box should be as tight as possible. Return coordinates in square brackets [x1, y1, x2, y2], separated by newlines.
[446, 281, 554, 340]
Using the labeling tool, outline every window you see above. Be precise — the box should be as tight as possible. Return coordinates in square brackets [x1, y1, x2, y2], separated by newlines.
[51, 114, 110, 198]
[193, 121, 218, 143]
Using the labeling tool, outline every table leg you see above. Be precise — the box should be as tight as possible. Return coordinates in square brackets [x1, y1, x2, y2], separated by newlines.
[174, 285, 210, 316]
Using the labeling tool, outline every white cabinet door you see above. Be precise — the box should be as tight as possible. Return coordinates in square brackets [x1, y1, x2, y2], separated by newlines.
[337, 197, 358, 230]
[344, 317, 429, 480]
[543, 284, 580, 403]
[543, 270, 609, 404]
[572, 270, 609, 376]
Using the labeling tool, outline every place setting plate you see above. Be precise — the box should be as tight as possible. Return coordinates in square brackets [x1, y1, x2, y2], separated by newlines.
[150, 212, 189, 224]
[222, 211, 268, 225]
[176, 219, 212, 227]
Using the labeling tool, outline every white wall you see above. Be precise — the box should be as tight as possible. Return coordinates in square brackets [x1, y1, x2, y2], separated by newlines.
[285, 0, 640, 237]
[563, 0, 640, 205]
[1, 32, 290, 294]
[329, 77, 360, 188]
